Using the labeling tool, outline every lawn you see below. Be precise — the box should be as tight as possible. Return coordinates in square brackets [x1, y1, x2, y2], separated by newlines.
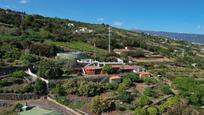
[49, 41, 108, 57]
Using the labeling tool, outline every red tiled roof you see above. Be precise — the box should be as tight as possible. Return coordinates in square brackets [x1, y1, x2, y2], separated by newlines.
[110, 76, 121, 79]
[84, 66, 102, 70]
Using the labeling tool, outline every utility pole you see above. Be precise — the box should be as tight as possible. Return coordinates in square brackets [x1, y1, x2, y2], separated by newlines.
[108, 26, 111, 53]
[94, 40, 96, 60]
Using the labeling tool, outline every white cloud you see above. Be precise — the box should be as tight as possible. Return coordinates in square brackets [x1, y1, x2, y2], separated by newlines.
[113, 21, 123, 26]
[19, 0, 28, 4]
[97, 18, 104, 22]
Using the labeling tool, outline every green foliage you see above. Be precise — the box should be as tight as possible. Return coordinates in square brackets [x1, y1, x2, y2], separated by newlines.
[20, 54, 39, 65]
[103, 83, 118, 91]
[138, 96, 151, 106]
[163, 97, 179, 108]
[189, 94, 199, 105]
[126, 74, 140, 82]
[55, 96, 69, 106]
[172, 77, 204, 105]
[0, 79, 12, 87]
[0, 44, 21, 60]
[102, 65, 113, 74]
[201, 95, 204, 105]
[144, 88, 157, 97]
[77, 81, 103, 96]
[161, 85, 173, 95]
[9, 70, 26, 79]
[52, 84, 65, 96]
[29, 43, 57, 57]
[122, 77, 132, 87]
[38, 60, 63, 79]
[117, 92, 133, 103]
[33, 79, 47, 95]
[22, 84, 34, 93]
[90, 96, 115, 114]
[63, 80, 104, 97]
[134, 108, 146, 115]
[158, 104, 166, 113]
[63, 80, 78, 94]
[117, 83, 127, 93]
[50, 41, 108, 60]
[158, 96, 179, 113]
[144, 77, 157, 85]
[147, 107, 157, 115]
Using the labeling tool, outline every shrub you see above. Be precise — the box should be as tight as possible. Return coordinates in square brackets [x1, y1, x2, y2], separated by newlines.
[9, 70, 26, 79]
[90, 96, 115, 114]
[55, 96, 69, 106]
[77, 81, 103, 96]
[201, 96, 204, 105]
[22, 84, 34, 93]
[102, 65, 113, 74]
[52, 84, 65, 96]
[126, 74, 140, 82]
[122, 77, 132, 87]
[147, 107, 157, 115]
[163, 97, 179, 108]
[144, 88, 157, 97]
[159, 104, 166, 113]
[118, 106, 126, 111]
[63, 80, 78, 94]
[134, 108, 146, 115]
[20, 54, 39, 65]
[103, 83, 118, 91]
[38, 60, 63, 79]
[144, 78, 157, 85]
[33, 79, 47, 95]
[117, 83, 127, 93]
[189, 94, 199, 105]
[117, 92, 133, 103]
[138, 96, 151, 106]
[161, 85, 173, 95]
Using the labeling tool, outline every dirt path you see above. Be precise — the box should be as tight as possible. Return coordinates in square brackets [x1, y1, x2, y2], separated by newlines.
[135, 83, 145, 94]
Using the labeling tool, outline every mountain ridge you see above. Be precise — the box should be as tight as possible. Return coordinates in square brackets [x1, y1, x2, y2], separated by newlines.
[134, 29, 204, 44]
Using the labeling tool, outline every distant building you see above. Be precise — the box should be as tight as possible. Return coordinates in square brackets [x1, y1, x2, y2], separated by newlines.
[74, 27, 94, 33]
[137, 72, 151, 78]
[67, 23, 75, 27]
[109, 76, 121, 84]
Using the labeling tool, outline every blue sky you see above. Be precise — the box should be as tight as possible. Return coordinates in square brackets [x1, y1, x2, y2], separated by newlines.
[0, 0, 204, 34]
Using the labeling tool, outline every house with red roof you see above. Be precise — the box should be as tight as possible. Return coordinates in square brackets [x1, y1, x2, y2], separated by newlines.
[83, 66, 104, 75]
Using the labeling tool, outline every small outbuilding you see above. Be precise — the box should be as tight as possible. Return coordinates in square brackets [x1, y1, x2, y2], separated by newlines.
[109, 76, 121, 84]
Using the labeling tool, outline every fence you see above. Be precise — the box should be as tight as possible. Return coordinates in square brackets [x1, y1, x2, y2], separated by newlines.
[0, 93, 40, 100]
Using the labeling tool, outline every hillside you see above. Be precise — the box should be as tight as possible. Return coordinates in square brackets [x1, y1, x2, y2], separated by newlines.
[138, 30, 204, 44]
[1, 8, 204, 66]
[1, 8, 204, 115]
